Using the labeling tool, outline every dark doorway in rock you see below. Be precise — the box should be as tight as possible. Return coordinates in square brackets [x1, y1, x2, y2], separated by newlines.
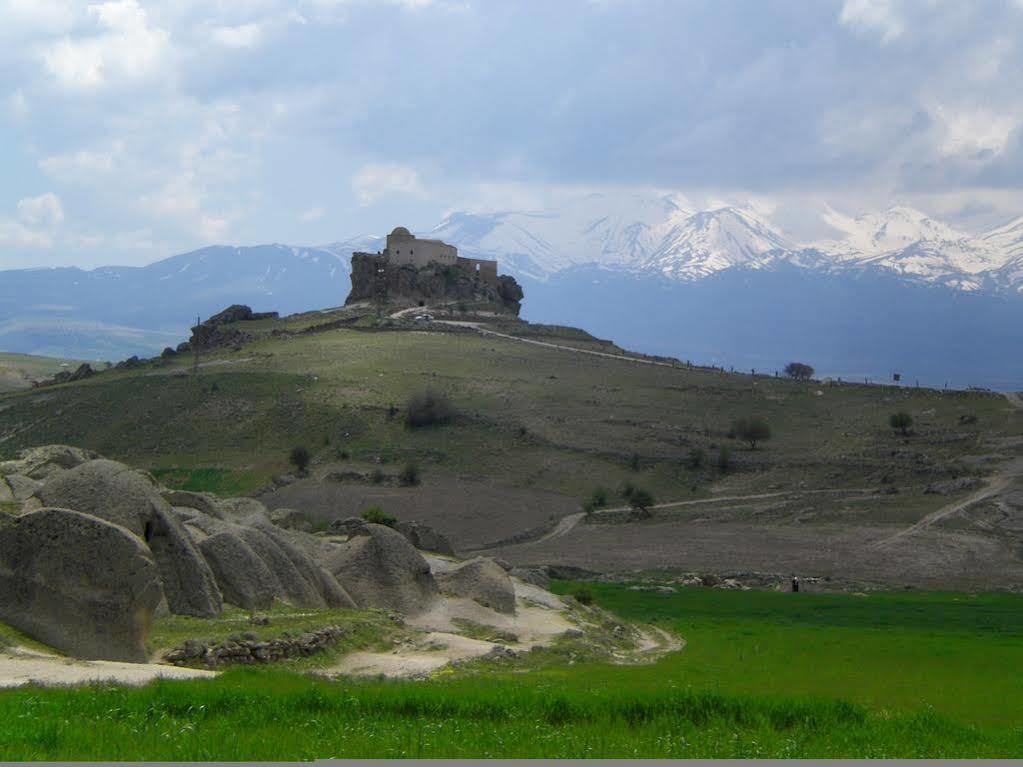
[418, 300, 425, 307]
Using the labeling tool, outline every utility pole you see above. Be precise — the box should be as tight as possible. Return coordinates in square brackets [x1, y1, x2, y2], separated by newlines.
[192, 314, 200, 377]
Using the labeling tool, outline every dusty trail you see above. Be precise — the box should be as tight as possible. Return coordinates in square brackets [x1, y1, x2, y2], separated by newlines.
[870, 474, 1016, 549]
[508, 488, 877, 547]
[438, 320, 680, 369]
[1004, 391, 1023, 409]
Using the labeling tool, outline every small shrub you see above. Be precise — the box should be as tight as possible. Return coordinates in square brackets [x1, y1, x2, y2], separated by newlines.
[387, 403, 398, 419]
[621, 480, 637, 500]
[687, 447, 705, 469]
[323, 434, 330, 446]
[289, 446, 311, 475]
[517, 426, 528, 437]
[571, 586, 594, 605]
[732, 416, 772, 450]
[590, 486, 609, 508]
[629, 452, 641, 471]
[399, 462, 420, 486]
[717, 446, 732, 473]
[405, 390, 455, 428]
[361, 506, 397, 528]
[890, 411, 913, 436]
[370, 468, 385, 484]
[336, 449, 350, 460]
[628, 487, 655, 512]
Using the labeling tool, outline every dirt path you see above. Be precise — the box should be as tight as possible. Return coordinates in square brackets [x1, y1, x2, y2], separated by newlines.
[870, 474, 1016, 549]
[438, 320, 681, 369]
[514, 488, 877, 547]
[0, 647, 215, 688]
[1004, 391, 1023, 409]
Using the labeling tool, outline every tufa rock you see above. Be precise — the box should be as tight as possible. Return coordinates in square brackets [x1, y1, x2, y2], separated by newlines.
[394, 519, 456, 555]
[435, 556, 517, 615]
[198, 531, 281, 610]
[0, 508, 164, 662]
[325, 523, 437, 614]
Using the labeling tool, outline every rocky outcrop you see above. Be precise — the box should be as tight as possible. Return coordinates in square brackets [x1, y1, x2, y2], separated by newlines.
[345, 253, 523, 314]
[189, 304, 279, 351]
[198, 531, 281, 610]
[394, 519, 456, 556]
[33, 363, 95, 388]
[326, 523, 438, 614]
[436, 557, 517, 614]
[0, 445, 98, 480]
[33, 459, 222, 617]
[0, 508, 164, 662]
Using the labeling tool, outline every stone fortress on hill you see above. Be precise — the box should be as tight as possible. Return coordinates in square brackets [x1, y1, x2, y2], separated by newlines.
[345, 227, 523, 314]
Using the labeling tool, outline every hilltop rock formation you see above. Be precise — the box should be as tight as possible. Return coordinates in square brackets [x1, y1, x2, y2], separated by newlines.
[345, 253, 523, 314]
[189, 304, 279, 351]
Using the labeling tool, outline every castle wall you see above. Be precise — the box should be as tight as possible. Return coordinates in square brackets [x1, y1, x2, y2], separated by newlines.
[386, 231, 457, 267]
[457, 256, 498, 285]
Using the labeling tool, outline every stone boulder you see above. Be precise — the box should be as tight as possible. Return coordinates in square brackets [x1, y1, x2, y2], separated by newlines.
[268, 507, 314, 533]
[255, 524, 356, 608]
[6, 475, 42, 506]
[924, 477, 983, 496]
[33, 459, 221, 617]
[198, 531, 282, 610]
[160, 489, 225, 518]
[0, 445, 98, 481]
[325, 523, 437, 614]
[436, 556, 517, 614]
[0, 508, 164, 661]
[395, 519, 456, 555]
[236, 527, 325, 608]
[145, 506, 223, 618]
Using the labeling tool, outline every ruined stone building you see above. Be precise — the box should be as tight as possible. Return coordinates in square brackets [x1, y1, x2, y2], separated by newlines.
[383, 226, 498, 284]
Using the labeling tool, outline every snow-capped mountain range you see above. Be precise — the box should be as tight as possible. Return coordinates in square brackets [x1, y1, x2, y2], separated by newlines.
[425, 196, 1023, 293]
[5, 192, 1023, 387]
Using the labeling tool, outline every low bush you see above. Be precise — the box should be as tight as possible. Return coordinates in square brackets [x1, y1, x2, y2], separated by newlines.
[406, 390, 456, 428]
[361, 506, 397, 528]
[289, 446, 311, 475]
[399, 462, 420, 486]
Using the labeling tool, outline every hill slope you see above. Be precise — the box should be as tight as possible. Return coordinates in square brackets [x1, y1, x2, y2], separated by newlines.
[2, 305, 1022, 589]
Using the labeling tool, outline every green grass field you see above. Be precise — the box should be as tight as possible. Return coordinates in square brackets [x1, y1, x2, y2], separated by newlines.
[1, 584, 1020, 759]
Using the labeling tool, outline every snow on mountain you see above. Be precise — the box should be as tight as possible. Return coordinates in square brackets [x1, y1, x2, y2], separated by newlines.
[429, 192, 693, 279]
[811, 206, 1005, 290]
[982, 216, 1023, 261]
[429, 196, 1023, 290]
[645, 207, 796, 279]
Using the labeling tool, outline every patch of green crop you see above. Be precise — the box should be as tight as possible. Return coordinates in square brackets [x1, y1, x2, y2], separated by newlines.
[149, 467, 263, 496]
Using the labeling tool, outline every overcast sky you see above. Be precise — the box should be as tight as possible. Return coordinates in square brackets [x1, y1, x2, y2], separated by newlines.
[2, 0, 1023, 269]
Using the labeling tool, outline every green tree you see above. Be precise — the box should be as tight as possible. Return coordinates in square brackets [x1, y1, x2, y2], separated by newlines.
[628, 487, 655, 512]
[889, 411, 913, 436]
[784, 362, 815, 380]
[732, 416, 772, 449]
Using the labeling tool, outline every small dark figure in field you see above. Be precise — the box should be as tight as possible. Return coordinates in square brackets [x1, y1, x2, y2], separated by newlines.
[791, 575, 800, 593]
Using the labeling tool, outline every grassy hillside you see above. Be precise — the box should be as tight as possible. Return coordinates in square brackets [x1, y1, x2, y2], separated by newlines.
[0, 352, 87, 393]
[0, 306, 1015, 506]
[1, 585, 1021, 759]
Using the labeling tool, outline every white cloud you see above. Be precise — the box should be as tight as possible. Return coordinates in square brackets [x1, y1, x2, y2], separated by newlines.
[17, 193, 64, 229]
[352, 162, 424, 205]
[42, 0, 171, 89]
[0, 193, 65, 249]
[211, 23, 263, 49]
[40, 142, 123, 182]
[299, 206, 325, 222]
[929, 104, 1019, 158]
[839, 0, 904, 44]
